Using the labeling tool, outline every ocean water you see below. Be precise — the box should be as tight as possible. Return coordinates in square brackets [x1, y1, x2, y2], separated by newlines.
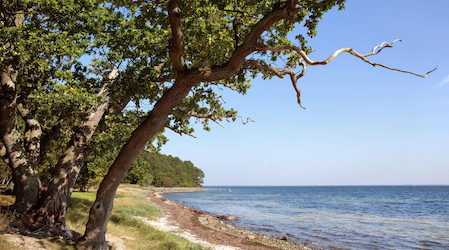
[163, 186, 449, 250]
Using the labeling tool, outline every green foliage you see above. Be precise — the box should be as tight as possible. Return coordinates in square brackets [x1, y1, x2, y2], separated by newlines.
[2, 0, 346, 191]
[76, 111, 169, 190]
[125, 155, 154, 187]
[122, 151, 204, 187]
[2, 0, 348, 243]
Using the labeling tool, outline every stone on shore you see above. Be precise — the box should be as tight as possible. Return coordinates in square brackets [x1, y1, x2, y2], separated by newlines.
[246, 235, 255, 240]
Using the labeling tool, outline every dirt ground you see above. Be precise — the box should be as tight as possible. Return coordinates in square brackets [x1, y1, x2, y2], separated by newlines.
[145, 191, 277, 250]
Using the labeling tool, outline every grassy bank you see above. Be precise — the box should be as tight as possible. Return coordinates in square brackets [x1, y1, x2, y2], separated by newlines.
[0, 184, 205, 250]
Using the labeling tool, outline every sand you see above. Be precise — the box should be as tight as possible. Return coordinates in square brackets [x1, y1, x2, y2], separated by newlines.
[144, 191, 313, 250]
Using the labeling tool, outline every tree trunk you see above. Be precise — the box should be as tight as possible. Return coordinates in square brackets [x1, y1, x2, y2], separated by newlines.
[78, 74, 196, 249]
[1, 10, 41, 219]
[33, 143, 91, 239]
[29, 79, 118, 239]
[1, 67, 41, 215]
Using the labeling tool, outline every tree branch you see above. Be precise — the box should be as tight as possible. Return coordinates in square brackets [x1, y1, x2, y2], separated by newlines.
[245, 59, 307, 109]
[166, 126, 197, 138]
[185, 111, 254, 128]
[16, 102, 42, 160]
[252, 40, 438, 109]
[255, 40, 439, 78]
[38, 122, 62, 165]
[226, 115, 255, 125]
[182, 1, 298, 84]
[168, 0, 186, 72]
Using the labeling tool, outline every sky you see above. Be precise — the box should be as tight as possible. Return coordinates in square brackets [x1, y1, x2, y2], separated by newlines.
[159, 0, 449, 186]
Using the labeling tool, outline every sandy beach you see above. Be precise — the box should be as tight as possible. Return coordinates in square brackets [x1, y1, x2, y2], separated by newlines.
[145, 190, 312, 250]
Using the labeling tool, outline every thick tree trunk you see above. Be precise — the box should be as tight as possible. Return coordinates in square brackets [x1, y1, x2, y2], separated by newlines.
[1, 68, 40, 215]
[78, 75, 196, 249]
[33, 143, 91, 239]
[30, 79, 118, 239]
[1, 10, 41, 218]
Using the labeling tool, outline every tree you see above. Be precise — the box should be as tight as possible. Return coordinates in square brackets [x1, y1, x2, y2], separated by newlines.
[1, 0, 112, 238]
[123, 151, 204, 187]
[79, 0, 438, 248]
[1, 0, 437, 249]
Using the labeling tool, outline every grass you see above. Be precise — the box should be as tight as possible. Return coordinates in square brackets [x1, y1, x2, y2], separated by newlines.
[0, 238, 18, 250]
[0, 210, 16, 250]
[0, 184, 206, 250]
[66, 184, 206, 250]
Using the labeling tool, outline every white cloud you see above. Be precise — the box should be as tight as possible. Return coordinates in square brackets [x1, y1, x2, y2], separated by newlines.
[433, 74, 449, 89]
[263, 161, 269, 165]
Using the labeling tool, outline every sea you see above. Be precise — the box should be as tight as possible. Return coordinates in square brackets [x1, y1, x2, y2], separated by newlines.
[163, 186, 449, 250]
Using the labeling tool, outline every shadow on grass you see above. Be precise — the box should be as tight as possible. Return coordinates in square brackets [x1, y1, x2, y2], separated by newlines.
[67, 192, 96, 230]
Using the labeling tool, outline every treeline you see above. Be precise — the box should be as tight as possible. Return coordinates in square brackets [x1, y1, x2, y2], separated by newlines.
[74, 150, 204, 191]
[125, 151, 204, 187]
[1, 150, 204, 191]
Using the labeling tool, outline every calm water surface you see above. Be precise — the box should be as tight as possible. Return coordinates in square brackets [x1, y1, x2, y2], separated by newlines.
[164, 186, 449, 249]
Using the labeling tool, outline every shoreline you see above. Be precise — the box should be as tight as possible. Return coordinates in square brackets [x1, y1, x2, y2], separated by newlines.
[146, 188, 317, 250]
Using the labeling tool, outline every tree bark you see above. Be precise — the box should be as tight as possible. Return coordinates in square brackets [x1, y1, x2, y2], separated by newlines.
[1, 67, 41, 215]
[1, 9, 41, 218]
[78, 73, 196, 249]
[32, 75, 120, 239]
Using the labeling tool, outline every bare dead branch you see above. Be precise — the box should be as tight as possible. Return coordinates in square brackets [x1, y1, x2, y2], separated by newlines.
[244, 59, 307, 109]
[245, 59, 295, 78]
[255, 41, 439, 78]
[227, 115, 255, 125]
[371, 39, 401, 55]
[218, 95, 227, 104]
[185, 111, 255, 128]
[253, 40, 438, 109]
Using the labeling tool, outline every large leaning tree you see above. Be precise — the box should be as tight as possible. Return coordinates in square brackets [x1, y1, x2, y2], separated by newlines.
[1, 0, 437, 249]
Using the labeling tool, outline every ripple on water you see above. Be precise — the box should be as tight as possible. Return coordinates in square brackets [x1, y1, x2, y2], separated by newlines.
[165, 186, 449, 250]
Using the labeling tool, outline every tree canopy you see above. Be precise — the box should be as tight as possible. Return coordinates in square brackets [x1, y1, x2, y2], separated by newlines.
[1, 0, 435, 249]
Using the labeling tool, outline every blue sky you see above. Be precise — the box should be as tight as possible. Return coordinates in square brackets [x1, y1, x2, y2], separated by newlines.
[160, 0, 449, 186]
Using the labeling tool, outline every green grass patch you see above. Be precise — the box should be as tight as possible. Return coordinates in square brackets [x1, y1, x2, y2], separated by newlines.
[66, 191, 96, 233]
[66, 185, 206, 250]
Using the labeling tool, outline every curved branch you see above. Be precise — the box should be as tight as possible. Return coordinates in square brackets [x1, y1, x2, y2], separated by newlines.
[371, 39, 401, 55]
[252, 40, 438, 109]
[227, 115, 255, 125]
[181, 0, 299, 84]
[245, 59, 307, 109]
[185, 111, 255, 127]
[256, 41, 439, 78]
[17, 102, 42, 160]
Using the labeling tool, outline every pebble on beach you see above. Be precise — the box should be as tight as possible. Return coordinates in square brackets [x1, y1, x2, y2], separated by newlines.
[199, 214, 312, 250]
